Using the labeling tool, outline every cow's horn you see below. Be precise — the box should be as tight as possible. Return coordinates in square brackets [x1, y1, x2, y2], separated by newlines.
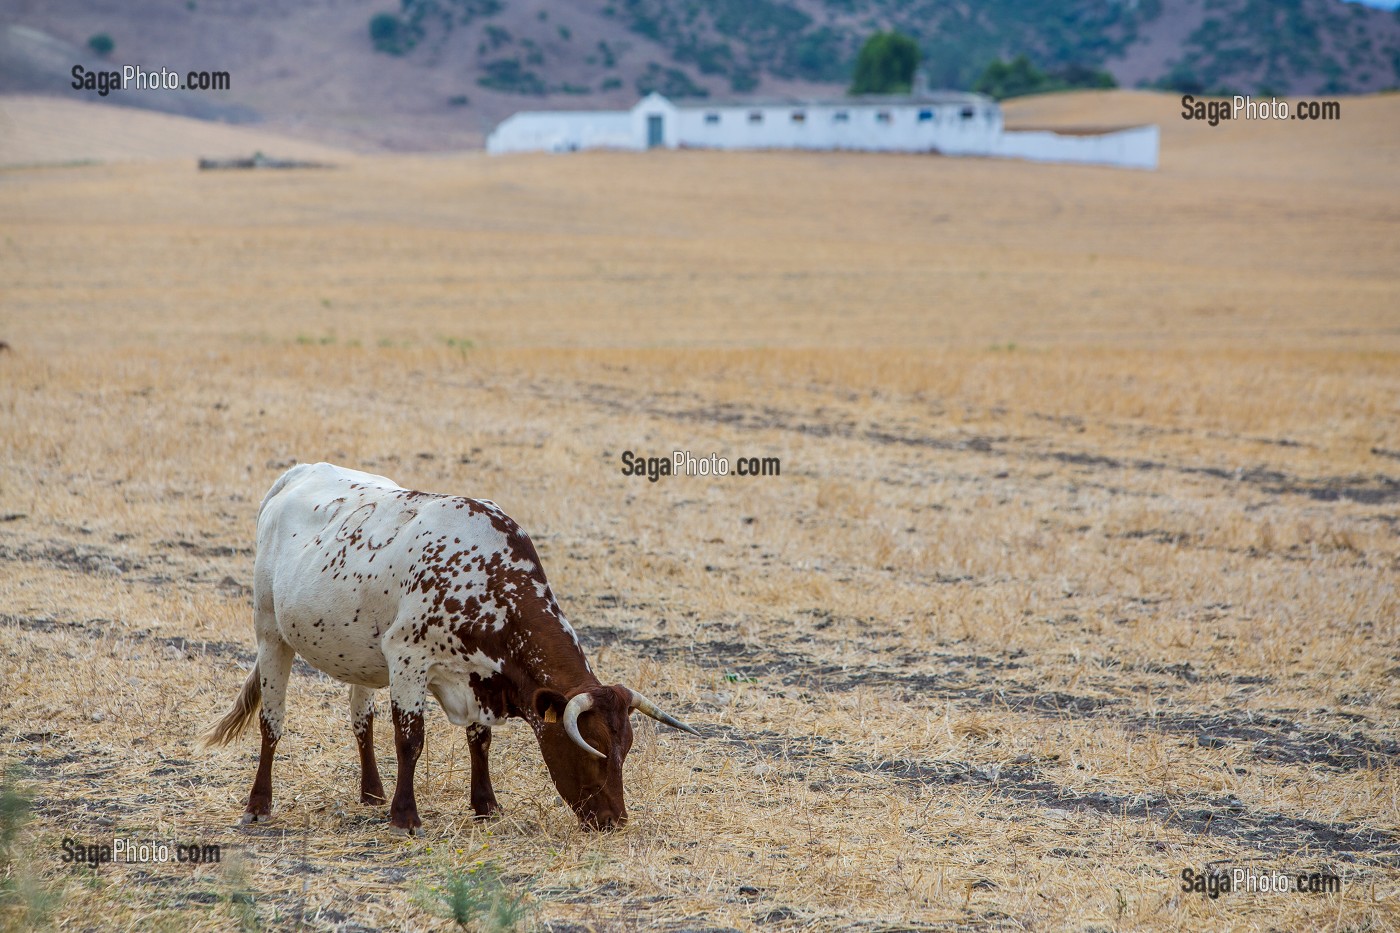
[628, 689, 701, 736]
[562, 692, 606, 759]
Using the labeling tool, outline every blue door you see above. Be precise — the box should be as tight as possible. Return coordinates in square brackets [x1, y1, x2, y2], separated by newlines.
[647, 114, 664, 148]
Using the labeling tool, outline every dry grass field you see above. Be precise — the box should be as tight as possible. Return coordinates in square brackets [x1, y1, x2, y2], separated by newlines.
[1, 91, 1398, 931]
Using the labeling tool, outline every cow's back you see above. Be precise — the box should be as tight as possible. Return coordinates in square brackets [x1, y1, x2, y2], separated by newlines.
[252, 462, 553, 694]
[254, 463, 430, 686]
[256, 462, 409, 584]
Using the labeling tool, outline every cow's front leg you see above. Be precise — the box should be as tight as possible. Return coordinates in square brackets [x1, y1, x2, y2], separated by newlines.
[350, 685, 385, 804]
[466, 724, 500, 819]
[387, 671, 428, 834]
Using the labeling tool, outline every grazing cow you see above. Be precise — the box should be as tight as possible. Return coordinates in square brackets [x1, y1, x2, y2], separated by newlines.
[201, 462, 698, 833]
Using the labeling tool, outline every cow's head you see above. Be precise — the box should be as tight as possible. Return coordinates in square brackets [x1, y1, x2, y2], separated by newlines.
[532, 684, 698, 830]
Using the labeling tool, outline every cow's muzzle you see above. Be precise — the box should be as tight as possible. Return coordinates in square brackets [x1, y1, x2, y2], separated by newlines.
[578, 808, 628, 831]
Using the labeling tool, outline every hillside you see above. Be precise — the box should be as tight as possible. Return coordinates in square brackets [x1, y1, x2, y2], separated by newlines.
[2, 0, 1398, 151]
[0, 95, 348, 167]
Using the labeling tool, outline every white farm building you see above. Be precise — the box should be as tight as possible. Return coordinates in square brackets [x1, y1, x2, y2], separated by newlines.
[486, 91, 1159, 170]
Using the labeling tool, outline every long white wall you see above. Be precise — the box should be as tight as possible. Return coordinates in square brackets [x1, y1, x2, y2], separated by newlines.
[996, 125, 1159, 170]
[486, 110, 634, 154]
[485, 94, 1159, 170]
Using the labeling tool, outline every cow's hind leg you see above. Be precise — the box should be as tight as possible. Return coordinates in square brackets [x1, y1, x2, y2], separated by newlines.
[350, 685, 385, 804]
[243, 619, 294, 824]
[466, 724, 500, 819]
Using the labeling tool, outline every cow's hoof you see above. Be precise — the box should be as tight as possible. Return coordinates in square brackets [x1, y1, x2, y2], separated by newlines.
[387, 823, 423, 837]
[240, 812, 270, 825]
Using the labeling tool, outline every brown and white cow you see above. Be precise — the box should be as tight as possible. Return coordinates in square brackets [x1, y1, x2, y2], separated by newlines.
[201, 462, 698, 833]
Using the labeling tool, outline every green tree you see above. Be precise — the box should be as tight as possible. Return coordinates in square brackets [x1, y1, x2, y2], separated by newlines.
[849, 31, 920, 94]
[87, 33, 114, 56]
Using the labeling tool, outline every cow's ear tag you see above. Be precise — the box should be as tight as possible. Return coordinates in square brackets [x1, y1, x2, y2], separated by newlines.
[544, 708, 558, 723]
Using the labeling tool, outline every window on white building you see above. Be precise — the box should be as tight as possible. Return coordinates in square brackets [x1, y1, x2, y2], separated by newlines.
[918, 109, 934, 122]
[960, 106, 975, 120]
[704, 112, 721, 124]
[791, 110, 806, 123]
[833, 110, 849, 123]
[876, 110, 892, 124]
[748, 110, 763, 124]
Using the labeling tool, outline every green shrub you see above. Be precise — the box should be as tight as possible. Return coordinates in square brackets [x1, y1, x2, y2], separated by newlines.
[477, 59, 547, 95]
[88, 33, 114, 56]
[484, 25, 511, 50]
[369, 12, 413, 54]
[679, 39, 734, 76]
[972, 55, 1115, 100]
[1052, 62, 1118, 90]
[1154, 63, 1205, 95]
[973, 55, 1047, 99]
[0, 765, 61, 927]
[790, 27, 847, 82]
[420, 862, 530, 931]
[636, 62, 708, 98]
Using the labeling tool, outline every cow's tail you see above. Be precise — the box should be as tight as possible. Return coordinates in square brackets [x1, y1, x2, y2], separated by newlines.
[199, 665, 262, 748]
